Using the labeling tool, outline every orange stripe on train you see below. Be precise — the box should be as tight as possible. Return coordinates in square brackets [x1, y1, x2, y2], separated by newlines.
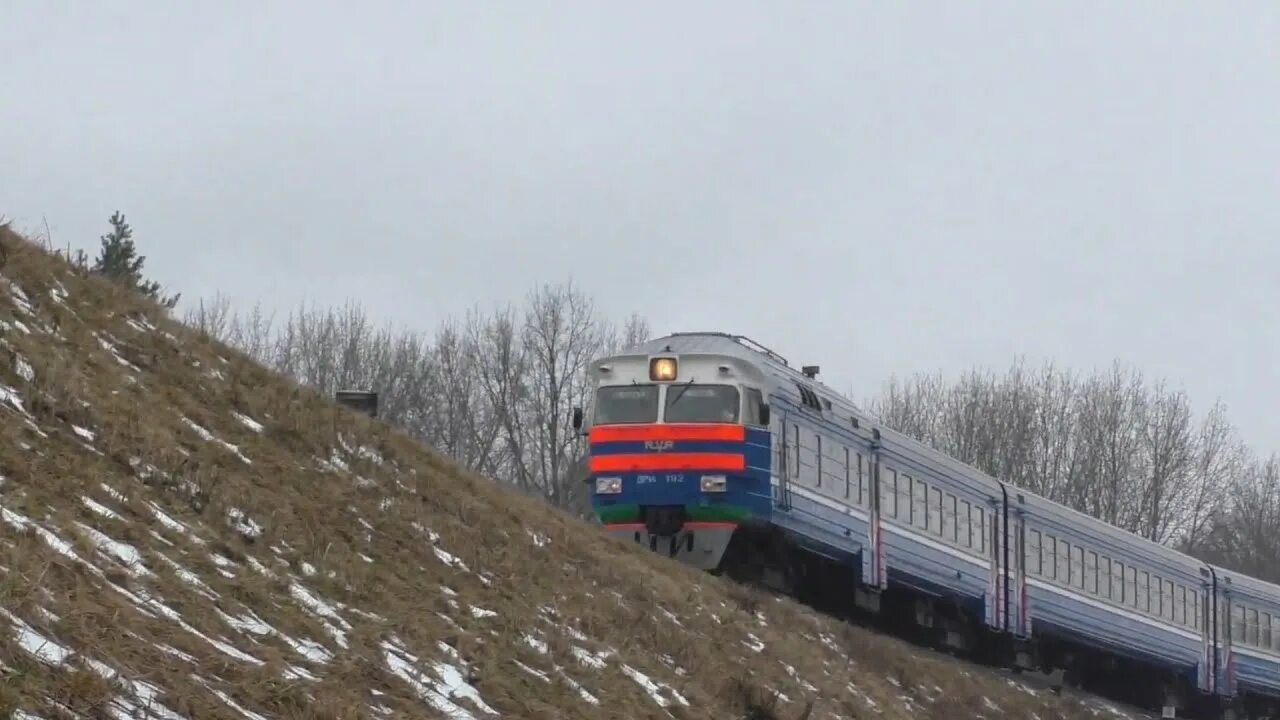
[589, 423, 745, 443]
[589, 452, 745, 472]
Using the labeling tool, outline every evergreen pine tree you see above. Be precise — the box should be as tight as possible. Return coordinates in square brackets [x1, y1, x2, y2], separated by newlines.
[91, 211, 180, 308]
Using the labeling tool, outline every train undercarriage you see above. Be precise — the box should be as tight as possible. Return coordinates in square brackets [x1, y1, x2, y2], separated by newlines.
[696, 521, 1268, 720]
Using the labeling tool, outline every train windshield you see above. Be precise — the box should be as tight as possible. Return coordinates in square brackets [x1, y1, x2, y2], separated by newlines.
[664, 384, 740, 423]
[594, 385, 660, 424]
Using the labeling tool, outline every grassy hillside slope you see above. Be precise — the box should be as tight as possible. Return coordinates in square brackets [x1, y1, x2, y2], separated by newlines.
[0, 225, 1146, 719]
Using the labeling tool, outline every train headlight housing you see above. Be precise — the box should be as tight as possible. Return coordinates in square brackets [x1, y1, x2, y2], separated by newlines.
[649, 357, 677, 381]
[700, 474, 728, 493]
[595, 476, 622, 494]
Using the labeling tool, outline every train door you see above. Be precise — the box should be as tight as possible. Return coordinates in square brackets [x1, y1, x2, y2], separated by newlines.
[775, 412, 792, 510]
[1199, 572, 1217, 695]
[1010, 501, 1030, 637]
[862, 429, 886, 591]
[986, 485, 1027, 636]
[1220, 585, 1238, 699]
[986, 495, 1003, 631]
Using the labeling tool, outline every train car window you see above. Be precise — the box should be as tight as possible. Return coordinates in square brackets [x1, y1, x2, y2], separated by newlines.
[594, 385, 660, 424]
[1232, 605, 1246, 644]
[1072, 546, 1085, 590]
[1127, 567, 1138, 609]
[1163, 579, 1174, 621]
[666, 384, 741, 423]
[881, 468, 897, 519]
[1044, 535, 1056, 580]
[1139, 572, 1151, 613]
[1100, 556, 1112, 599]
[1085, 551, 1098, 594]
[930, 488, 943, 535]
[1152, 575, 1163, 616]
[899, 474, 913, 525]
[1192, 590, 1200, 631]
[1248, 608, 1260, 646]
[744, 388, 765, 426]
[961, 500, 972, 547]
[1058, 541, 1071, 586]
[1178, 586, 1187, 626]
[1113, 561, 1125, 604]
[792, 424, 800, 478]
[941, 494, 953, 542]
[913, 480, 928, 529]
[1263, 613, 1272, 650]
[947, 495, 958, 543]
[857, 453, 866, 505]
[844, 447, 851, 499]
[1029, 530, 1042, 574]
[815, 434, 822, 488]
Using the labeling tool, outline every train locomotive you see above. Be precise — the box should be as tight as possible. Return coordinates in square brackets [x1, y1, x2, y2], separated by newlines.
[573, 331, 1280, 720]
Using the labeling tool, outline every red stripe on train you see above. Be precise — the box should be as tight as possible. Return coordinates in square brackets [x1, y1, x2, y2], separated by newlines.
[589, 452, 745, 472]
[589, 423, 745, 443]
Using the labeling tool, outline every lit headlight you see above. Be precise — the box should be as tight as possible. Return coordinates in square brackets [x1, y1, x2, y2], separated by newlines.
[700, 474, 727, 492]
[649, 356, 677, 381]
[596, 476, 622, 494]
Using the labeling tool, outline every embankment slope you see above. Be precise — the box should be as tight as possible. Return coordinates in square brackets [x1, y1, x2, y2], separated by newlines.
[0, 225, 1144, 719]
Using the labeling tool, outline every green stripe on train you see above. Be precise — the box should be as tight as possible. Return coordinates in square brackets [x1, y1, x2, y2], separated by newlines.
[596, 503, 752, 525]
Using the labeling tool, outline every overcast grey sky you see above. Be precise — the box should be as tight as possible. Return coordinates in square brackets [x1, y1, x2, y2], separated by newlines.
[3, 2, 1278, 453]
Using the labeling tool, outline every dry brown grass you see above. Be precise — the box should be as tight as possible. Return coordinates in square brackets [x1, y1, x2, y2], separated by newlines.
[0, 225, 1150, 719]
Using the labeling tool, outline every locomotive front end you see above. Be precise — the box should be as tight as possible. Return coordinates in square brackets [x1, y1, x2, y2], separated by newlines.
[577, 347, 772, 572]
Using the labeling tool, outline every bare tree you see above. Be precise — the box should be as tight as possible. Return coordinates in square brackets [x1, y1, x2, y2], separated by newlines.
[184, 292, 235, 340]
[1195, 455, 1280, 582]
[517, 280, 612, 512]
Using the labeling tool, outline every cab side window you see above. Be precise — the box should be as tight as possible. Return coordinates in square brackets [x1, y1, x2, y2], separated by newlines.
[744, 388, 765, 426]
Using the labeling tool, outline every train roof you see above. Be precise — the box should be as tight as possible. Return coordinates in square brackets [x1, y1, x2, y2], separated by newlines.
[623, 332, 858, 401]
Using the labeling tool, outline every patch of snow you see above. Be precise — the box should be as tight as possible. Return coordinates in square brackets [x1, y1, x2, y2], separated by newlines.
[356, 445, 385, 465]
[2, 607, 73, 665]
[470, 606, 498, 619]
[182, 417, 252, 464]
[232, 411, 263, 433]
[82, 657, 187, 720]
[198, 679, 270, 720]
[621, 664, 689, 709]
[93, 331, 142, 372]
[72, 424, 96, 442]
[570, 645, 609, 670]
[301, 561, 317, 576]
[2, 507, 81, 563]
[522, 634, 549, 655]
[74, 522, 152, 577]
[433, 546, 470, 572]
[82, 495, 124, 520]
[528, 530, 550, 548]
[557, 669, 601, 705]
[382, 640, 499, 718]
[2, 278, 35, 314]
[156, 554, 218, 600]
[288, 581, 351, 648]
[225, 507, 263, 539]
[247, 556, 275, 577]
[514, 659, 551, 682]
[148, 501, 205, 544]
[1, 382, 31, 416]
[15, 355, 35, 382]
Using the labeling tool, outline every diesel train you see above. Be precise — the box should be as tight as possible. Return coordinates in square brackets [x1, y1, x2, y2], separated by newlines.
[572, 331, 1280, 720]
